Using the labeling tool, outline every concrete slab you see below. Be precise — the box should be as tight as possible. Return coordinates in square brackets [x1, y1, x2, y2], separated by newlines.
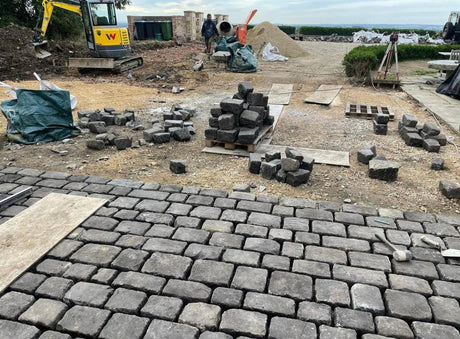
[305, 85, 343, 105]
[401, 81, 460, 134]
[0, 193, 107, 293]
[268, 84, 293, 105]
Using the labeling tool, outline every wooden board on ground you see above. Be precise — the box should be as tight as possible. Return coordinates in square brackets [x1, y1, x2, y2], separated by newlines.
[305, 85, 343, 105]
[268, 84, 294, 105]
[202, 144, 350, 167]
[0, 193, 107, 293]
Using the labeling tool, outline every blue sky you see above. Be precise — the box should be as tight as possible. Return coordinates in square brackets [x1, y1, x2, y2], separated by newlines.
[118, 0, 455, 25]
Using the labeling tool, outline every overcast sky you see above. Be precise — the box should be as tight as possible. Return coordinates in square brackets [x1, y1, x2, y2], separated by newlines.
[118, 0, 454, 25]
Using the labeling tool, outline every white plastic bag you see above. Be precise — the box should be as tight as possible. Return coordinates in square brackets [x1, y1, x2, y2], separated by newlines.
[0, 82, 18, 99]
[34, 72, 77, 109]
[262, 43, 288, 62]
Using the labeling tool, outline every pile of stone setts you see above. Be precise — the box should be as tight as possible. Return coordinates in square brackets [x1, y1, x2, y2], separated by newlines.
[399, 114, 446, 152]
[357, 145, 400, 181]
[81, 106, 196, 151]
[80, 108, 137, 151]
[249, 147, 315, 187]
[373, 113, 390, 135]
[143, 104, 196, 144]
[205, 82, 274, 145]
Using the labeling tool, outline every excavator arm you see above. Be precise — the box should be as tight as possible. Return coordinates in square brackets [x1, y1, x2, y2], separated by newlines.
[33, 0, 82, 43]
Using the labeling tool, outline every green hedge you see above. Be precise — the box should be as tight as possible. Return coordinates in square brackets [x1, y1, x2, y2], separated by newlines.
[278, 25, 296, 35]
[343, 44, 460, 77]
[299, 26, 439, 37]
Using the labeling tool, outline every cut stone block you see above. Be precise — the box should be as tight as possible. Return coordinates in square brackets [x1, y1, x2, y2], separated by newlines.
[300, 157, 315, 172]
[357, 149, 375, 165]
[220, 98, 244, 114]
[205, 128, 218, 140]
[439, 180, 460, 199]
[375, 113, 390, 124]
[431, 158, 444, 171]
[152, 133, 170, 144]
[281, 158, 300, 172]
[260, 162, 277, 180]
[422, 122, 440, 136]
[114, 114, 127, 126]
[218, 114, 235, 130]
[143, 127, 164, 142]
[114, 137, 132, 150]
[248, 153, 262, 174]
[86, 140, 105, 150]
[210, 108, 222, 117]
[433, 133, 447, 146]
[170, 160, 186, 174]
[240, 110, 261, 128]
[88, 122, 107, 134]
[237, 128, 259, 144]
[247, 92, 264, 106]
[209, 117, 219, 128]
[368, 159, 400, 182]
[404, 133, 423, 147]
[238, 82, 254, 97]
[276, 169, 287, 183]
[217, 129, 239, 143]
[265, 151, 281, 162]
[402, 114, 417, 127]
[286, 169, 311, 187]
[172, 128, 191, 142]
[373, 121, 388, 135]
[285, 147, 304, 162]
[423, 139, 440, 153]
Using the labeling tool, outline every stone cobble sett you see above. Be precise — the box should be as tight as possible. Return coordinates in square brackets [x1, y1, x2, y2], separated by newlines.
[3, 168, 460, 339]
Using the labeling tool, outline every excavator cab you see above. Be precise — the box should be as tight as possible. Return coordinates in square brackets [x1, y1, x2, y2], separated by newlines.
[81, 0, 131, 59]
[33, 0, 141, 71]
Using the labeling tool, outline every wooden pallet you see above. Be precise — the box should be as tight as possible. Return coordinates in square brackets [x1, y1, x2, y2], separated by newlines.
[373, 78, 400, 89]
[205, 125, 273, 153]
[345, 103, 395, 120]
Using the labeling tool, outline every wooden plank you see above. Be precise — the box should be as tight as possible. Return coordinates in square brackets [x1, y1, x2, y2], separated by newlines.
[202, 144, 350, 167]
[304, 85, 342, 105]
[268, 84, 294, 105]
[0, 193, 107, 293]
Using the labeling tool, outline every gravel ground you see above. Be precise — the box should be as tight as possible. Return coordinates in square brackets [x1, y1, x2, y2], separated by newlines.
[0, 41, 458, 214]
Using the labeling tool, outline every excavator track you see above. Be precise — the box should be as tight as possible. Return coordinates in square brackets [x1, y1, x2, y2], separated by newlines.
[114, 55, 144, 73]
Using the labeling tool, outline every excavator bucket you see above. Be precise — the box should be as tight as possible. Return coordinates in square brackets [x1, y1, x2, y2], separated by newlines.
[33, 41, 52, 59]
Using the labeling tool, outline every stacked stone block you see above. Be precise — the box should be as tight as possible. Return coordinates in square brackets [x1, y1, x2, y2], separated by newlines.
[205, 82, 274, 145]
[399, 114, 446, 153]
[249, 147, 314, 187]
[373, 113, 389, 135]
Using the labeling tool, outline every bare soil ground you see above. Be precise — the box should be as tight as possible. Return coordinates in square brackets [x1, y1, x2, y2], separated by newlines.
[0, 39, 459, 214]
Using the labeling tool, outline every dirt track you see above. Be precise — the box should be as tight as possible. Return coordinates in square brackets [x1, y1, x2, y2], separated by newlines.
[0, 40, 459, 214]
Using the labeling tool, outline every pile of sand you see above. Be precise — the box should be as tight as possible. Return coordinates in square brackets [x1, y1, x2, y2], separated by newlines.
[247, 21, 307, 59]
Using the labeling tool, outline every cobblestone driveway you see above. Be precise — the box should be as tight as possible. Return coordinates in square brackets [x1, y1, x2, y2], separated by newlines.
[0, 167, 459, 338]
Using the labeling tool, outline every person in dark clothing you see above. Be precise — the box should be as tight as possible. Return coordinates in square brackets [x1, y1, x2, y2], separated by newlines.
[201, 14, 219, 54]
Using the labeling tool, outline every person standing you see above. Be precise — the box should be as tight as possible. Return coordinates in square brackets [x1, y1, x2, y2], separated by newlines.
[201, 14, 219, 54]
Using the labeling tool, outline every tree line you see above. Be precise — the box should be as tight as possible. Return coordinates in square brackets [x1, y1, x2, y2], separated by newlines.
[0, 0, 131, 40]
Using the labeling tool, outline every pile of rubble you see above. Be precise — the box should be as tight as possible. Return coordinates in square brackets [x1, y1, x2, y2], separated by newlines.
[248, 147, 315, 187]
[81, 105, 196, 151]
[299, 34, 353, 43]
[205, 82, 274, 145]
[373, 113, 390, 135]
[399, 114, 446, 153]
[358, 145, 400, 181]
[353, 30, 445, 45]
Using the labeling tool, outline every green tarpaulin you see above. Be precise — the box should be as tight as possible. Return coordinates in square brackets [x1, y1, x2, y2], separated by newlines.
[1, 89, 80, 144]
[215, 37, 258, 73]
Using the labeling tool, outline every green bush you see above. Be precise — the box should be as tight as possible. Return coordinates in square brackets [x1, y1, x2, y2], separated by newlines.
[343, 44, 460, 77]
[278, 25, 296, 35]
[299, 26, 439, 37]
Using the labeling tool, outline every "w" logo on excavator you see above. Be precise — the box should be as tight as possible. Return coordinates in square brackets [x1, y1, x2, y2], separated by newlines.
[105, 33, 117, 40]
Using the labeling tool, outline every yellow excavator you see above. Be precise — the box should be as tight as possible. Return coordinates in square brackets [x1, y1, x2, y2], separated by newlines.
[33, 0, 143, 72]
